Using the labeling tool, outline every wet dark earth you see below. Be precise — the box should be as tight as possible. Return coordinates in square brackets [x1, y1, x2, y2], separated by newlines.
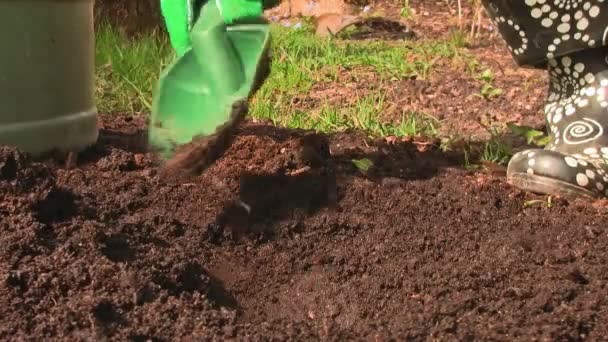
[1, 115, 608, 341]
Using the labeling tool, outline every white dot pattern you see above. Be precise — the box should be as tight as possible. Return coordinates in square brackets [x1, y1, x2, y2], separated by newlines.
[502, 45, 608, 197]
[510, 149, 608, 196]
[542, 48, 608, 164]
[484, 1, 608, 197]
[482, 1, 608, 66]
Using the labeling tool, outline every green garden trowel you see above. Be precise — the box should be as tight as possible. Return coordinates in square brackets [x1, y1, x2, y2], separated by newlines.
[149, 1, 270, 177]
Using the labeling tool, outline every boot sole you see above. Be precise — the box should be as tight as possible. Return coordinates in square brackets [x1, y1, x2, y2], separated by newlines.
[508, 172, 598, 200]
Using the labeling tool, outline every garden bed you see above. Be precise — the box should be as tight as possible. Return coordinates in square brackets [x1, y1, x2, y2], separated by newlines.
[1, 115, 607, 340]
[2, 1, 608, 340]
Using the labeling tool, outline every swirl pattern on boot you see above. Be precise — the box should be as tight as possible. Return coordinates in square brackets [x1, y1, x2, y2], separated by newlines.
[507, 47, 608, 198]
[480, 1, 608, 197]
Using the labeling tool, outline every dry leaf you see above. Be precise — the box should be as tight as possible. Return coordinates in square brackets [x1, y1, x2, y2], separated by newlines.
[266, 0, 358, 18]
[481, 161, 507, 176]
[315, 13, 362, 37]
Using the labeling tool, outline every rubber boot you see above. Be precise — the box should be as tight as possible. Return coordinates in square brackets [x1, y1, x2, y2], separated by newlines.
[481, 1, 608, 199]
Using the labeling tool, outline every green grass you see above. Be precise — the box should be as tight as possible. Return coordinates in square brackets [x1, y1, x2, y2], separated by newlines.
[400, 0, 413, 19]
[271, 93, 440, 138]
[251, 23, 469, 138]
[95, 24, 173, 114]
[94, 21, 484, 143]
[94, 22, 520, 166]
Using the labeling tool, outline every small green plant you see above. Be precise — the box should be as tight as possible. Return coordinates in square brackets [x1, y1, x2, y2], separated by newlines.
[482, 122, 512, 165]
[390, 112, 440, 137]
[507, 123, 551, 147]
[448, 29, 468, 49]
[464, 118, 513, 169]
[352, 158, 374, 174]
[400, 0, 413, 19]
[482, 134, 512, 165]
[480, 83, 504, 99]
[479, 69, 494, 83]
[475, 69, 503, 100]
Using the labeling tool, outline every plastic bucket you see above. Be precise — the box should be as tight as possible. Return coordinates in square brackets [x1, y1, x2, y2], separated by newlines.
[0, 0, 98, 155]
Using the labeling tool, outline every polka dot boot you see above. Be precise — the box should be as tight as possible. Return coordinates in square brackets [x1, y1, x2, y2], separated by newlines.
[482, 1, 608, 198]
[509, 48, 608, 198]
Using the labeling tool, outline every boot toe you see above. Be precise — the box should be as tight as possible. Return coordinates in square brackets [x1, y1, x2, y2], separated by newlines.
[507, 149, 608, 198]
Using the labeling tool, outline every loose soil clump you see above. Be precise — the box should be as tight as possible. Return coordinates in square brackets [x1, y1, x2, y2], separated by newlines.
[1, 115, 608, 340]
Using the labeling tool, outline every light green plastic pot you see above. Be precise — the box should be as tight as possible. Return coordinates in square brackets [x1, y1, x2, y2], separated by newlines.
[0, 0, 98, 156]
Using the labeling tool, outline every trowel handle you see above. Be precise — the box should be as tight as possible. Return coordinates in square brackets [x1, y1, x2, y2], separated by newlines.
[190, 2, 245, 95]
[263, 0, 280, 9]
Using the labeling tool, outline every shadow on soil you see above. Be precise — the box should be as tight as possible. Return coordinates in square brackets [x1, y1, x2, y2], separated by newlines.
[83, 121, 520, 242]
[199, 124, 522, 242]
[97, 128, 150, 154]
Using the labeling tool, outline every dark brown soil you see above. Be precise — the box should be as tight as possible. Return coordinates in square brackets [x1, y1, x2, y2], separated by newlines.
[2, 115, 608, 341]
[94, 0, 163, 36]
